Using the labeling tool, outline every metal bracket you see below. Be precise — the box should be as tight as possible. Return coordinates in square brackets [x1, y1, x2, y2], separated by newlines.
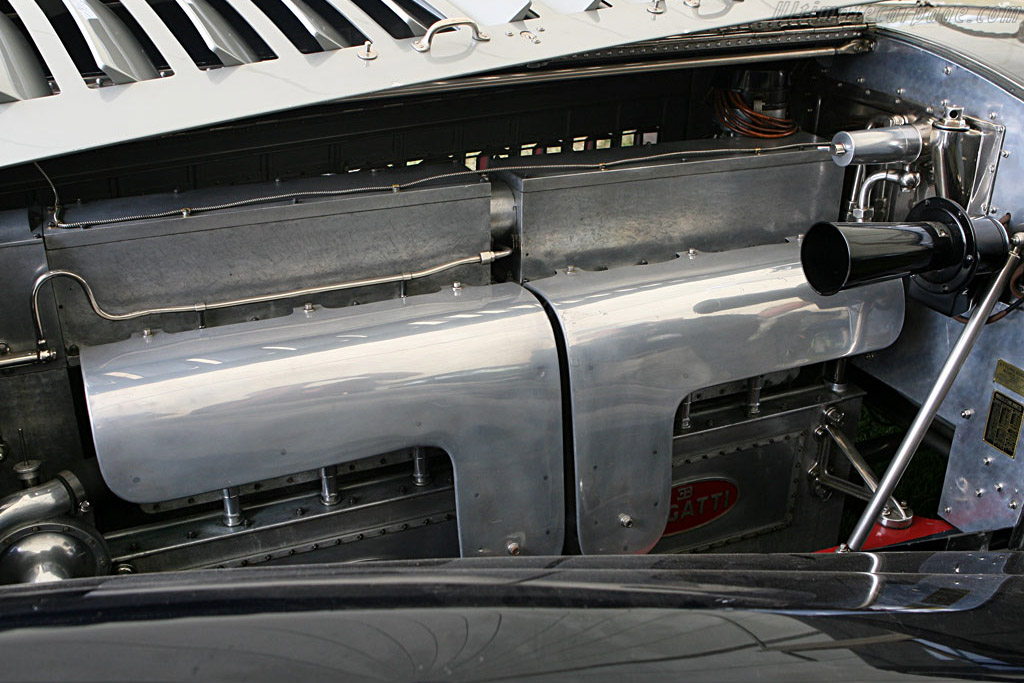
[412, 18, 490, 53]
[813, 410, 914, 528]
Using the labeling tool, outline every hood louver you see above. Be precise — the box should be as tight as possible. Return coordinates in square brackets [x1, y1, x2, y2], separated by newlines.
[0, 0, 870, 168]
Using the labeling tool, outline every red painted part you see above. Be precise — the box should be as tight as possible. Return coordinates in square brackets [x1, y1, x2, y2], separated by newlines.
[663, 479, 739, 537]
[816, 516, 956, 553]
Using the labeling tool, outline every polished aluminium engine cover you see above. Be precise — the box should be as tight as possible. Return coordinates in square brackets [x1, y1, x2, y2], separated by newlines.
[79, 284, 564, 557]
[527, 242, 906, 554]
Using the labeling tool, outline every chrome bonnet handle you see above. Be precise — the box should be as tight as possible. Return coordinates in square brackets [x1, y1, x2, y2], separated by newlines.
[412, 17, 490, 53]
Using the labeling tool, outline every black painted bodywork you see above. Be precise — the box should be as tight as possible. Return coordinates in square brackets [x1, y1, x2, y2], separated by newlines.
[1, 552, 1023, 681]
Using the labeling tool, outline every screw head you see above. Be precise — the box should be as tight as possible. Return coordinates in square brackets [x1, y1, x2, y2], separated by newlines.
[78, 500, 91, 513]
[506, 541, 521, 556]
[1011, 500, 1019, 510]
[943, 65, 953, 75]
[961, 409, 974, 419]
[944, 506, 952, 514]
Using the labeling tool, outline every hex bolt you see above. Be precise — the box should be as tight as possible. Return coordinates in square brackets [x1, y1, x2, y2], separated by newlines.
[836, 543, 851, 553]
[943, 65, 953, 75]
[303, 302, 314, 312]
[452, 281, 463, 293]
[976, 488, 985, 497]
[984, 457, 993, 466]
[116, 563, 136, 574]
[506, 541, 521, 556]
[566, 265, 577, 275]
[1011, 500, 1019, 510]
[961, 409, 974, 419]
[142, 328, 153, 338]
[944, 506, 952, 514]
[78, 500, 92, 514]
[619, 513, 634, 528]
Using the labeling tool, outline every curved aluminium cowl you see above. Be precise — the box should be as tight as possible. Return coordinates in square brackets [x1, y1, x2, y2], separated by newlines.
[79, 283, 564, 557]
[527, 242, 905, 554]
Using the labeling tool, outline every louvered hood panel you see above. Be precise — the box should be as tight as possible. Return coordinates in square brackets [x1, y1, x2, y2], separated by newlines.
[0, 0, 871, 168]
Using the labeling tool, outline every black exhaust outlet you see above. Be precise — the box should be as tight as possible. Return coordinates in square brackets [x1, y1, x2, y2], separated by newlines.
[801, 220, 957, 296]
[800, 197, 1008, 315]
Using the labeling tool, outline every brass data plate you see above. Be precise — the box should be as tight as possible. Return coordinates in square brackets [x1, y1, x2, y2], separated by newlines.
[995, 360, 1024, 397]
[984, 391, 1024, 458]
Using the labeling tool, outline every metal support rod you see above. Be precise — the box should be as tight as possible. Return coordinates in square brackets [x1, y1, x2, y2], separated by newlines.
[822, 423, 906, 520]
[0, 349, 56, 369]
[827, 358, 848, 392]
[746, 376, 764, 416]
[319, 466, 340, 506]
[815, 470, 876, 502]
[220, 487, 243, 527]
[348, 41, 870, 103]
[677, 394, 693, 431]
[847, 236, 1024, 550]
[412, 447, 431, 487]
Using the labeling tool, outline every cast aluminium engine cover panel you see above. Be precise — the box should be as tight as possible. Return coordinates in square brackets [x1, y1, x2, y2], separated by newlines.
[527, 242, 905, 554]
[79, 283, 564, 557]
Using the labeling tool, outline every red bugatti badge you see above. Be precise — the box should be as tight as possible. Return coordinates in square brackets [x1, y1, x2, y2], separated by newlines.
[663, 479, 739, 536]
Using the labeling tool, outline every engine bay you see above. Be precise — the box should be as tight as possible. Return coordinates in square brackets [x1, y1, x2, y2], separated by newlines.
[2, 10, 1024, 582]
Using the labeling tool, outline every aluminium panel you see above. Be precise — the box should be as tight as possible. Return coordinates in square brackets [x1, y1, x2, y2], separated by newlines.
[655, 390, 861, 554]
[495, 134, 844, 281]
[79, 282, 564, 557]
[528, 242, 904, 554]
[45, 166, 493, 346]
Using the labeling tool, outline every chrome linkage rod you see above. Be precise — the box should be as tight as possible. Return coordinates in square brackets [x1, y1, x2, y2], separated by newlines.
[844, 233, 1024, 551]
